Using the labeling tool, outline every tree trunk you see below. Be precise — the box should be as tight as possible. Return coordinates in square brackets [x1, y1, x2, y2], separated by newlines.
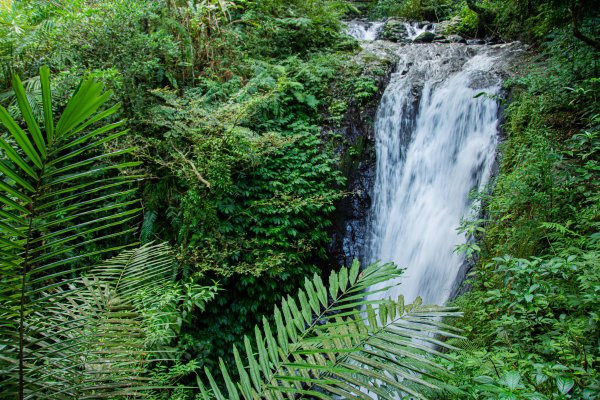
[571, 1, 600, 50]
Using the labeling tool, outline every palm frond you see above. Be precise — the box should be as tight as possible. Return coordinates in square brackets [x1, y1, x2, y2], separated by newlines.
[2, 243, 175, 399]
[0, 76, 43, 120]
[0, 66, 143, 398]
[200, 261, 463, 400]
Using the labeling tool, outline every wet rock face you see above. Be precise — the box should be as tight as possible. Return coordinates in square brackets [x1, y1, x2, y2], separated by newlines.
[372, 18, 502, 46]
[448, 34, 467, 44]
[467, 39, 487, 45]
[380, 20, 410, 43]
[380, 19, 464, 44]
[327, 43, 396, 267]
[413, 31, 436, 43]
[331, 154, 376, 267]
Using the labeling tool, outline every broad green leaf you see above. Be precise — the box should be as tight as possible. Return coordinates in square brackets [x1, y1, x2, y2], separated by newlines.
[504, 371, 521, 390]
[556, 376, 574, 394]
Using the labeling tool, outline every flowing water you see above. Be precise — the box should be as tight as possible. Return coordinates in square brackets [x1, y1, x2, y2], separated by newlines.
[344, 20, 385, 40]
[403, 21, 435, 40]
[344, 20, 435, 42]
[364, 44, 510, 305]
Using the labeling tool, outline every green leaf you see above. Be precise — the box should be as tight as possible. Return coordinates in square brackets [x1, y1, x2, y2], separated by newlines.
[524, 294, 534, 302]
[0, 105, 43, 169]
[349, 259, 360, 284]
[503, 371, 521, 390]
[556, 376, 574, 394]
[0, 137, 39, 180]
[474, 375, 495, 384]
[198, 261, 462, 399]
[39, 66, 54, 143]
[11, 74, 46, 158]
[0, 66, 146, 398]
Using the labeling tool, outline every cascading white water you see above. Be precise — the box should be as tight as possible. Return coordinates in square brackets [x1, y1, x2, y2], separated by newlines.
[344, 20, 385, 41]
[403, 21, 435, 40]
[365, 44, 503, 305]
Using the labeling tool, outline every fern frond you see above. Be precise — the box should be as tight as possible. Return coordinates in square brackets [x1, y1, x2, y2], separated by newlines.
[2, 243, 175, 399]
[140, 210, 158, 244]
[0, 66, 143, 398]
[200, 261, 463, 399]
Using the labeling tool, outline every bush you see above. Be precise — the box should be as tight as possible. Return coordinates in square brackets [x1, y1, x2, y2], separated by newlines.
[370, 0, 458, 21]
[446, 26, 599, 400]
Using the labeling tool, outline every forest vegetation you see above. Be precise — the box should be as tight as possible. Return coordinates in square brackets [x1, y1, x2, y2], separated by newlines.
[0, 0, 598, 399]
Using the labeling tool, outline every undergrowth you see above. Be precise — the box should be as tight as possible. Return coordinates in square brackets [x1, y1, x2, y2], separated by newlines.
[446, 29, 599, 399]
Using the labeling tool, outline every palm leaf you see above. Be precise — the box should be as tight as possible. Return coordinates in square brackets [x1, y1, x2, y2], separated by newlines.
[200, 260, 463, 399]
[8, 243, 175, 399]
[0, 66, 143, 398]
[0, 76, 43, 121]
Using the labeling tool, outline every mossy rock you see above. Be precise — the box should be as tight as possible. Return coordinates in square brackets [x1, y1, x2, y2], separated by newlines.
[413, 31, 436, 43]
[435, 16, 463, 36]
[381, 19, 410, 42]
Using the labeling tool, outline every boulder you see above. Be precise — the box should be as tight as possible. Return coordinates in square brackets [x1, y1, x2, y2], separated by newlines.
[467, 39, 486, 45]
[413, 31, 436, 43]
[448, 34, 467, 44]
[485, 36, 503, 45]
[381, 19, 410, 43]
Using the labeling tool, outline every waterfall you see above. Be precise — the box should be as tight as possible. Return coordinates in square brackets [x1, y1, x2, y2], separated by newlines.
[344, 20, 385, 41]
[403, 21, 435, 40]
[365, 44, 504, 305]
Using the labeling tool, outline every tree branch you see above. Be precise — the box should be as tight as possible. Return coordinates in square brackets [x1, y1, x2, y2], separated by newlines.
[571, 3, 600, 50]
[465, 0, 486, 16]
[172, 145, 211, 189]
[465, 0, 495, 36]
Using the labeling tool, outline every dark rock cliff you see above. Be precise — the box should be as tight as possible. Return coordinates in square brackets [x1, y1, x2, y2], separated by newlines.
[326, 43, 398, 267]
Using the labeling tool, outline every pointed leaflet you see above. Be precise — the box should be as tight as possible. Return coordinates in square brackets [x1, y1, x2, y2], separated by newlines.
[11, 74, 46, 158]
[0, 106, 43, 171]
[0, 136, 38, 180]
[198, 261, 463, 399]
[40, 66, 54, 143]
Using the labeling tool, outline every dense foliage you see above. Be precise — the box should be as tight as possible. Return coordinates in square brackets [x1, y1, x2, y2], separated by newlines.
[443, 11, 599, 400]
[1, 0, 387, 395]
[370, 0, 458, 21]
[1, 0, 598, 398]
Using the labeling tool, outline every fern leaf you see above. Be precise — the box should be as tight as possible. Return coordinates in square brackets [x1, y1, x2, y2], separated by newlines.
[199, 261, 463, 399]
[0, 67, 144, 398]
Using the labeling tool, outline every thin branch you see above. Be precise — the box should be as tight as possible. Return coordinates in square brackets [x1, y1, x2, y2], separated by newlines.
[571, 4, 600, 50]
[171, 145, 211, 189]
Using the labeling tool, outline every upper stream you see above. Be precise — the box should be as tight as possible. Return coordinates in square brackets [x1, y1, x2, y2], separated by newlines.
[344, 22, 523, 305]
[344, 20, 385, 41]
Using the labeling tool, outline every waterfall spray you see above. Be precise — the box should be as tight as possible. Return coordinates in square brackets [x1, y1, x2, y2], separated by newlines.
[365, 45, 503, 305]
